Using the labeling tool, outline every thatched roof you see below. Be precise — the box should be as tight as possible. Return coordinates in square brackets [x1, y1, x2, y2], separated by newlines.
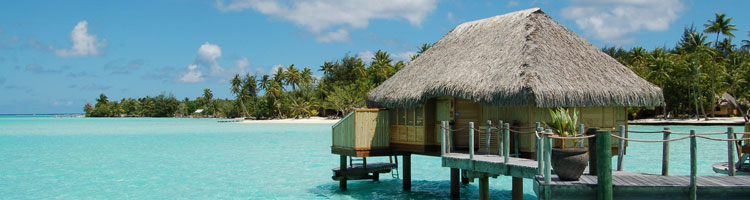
[719, 93, 738, 108]
[367, 8, 664, 108]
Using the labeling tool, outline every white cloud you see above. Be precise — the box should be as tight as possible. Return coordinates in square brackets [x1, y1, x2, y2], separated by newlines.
[316, 28, 349, 42]
[269, 64, 283, 75]
[227, 56, 252, 76]
[53, 101, 74, 106]
[507, 0, 519, 7]
[357, 50, 415, 63]
[561, 0, 685, 45]
[394, 51, 416, 62]
[235, 56, 250, 69]
[55, 21, 106, 57]
[215, 0, 437, 42]
[356, 50, 374, 63]
[178, 64, 205, 83]
[196, 42, 224, 75]
[198, 42, 222, 62]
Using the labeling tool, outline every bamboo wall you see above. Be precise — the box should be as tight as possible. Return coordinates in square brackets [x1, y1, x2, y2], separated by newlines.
[331, 109, 390, 151]
[332, 112, 356, 149]
[483, 105, 628, 153]
[354, 109, 390, 149]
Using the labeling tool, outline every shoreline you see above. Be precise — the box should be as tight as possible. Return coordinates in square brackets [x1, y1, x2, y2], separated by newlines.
[629, 117, 747, 126]
[233, 116, 339, 124]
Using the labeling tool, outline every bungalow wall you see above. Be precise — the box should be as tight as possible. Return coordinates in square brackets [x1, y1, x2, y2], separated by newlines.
[373, 96, 627, 157]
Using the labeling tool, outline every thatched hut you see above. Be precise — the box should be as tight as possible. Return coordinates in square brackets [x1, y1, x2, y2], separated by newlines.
[363, 8, 663, 157]
[715, 92, 740, 117]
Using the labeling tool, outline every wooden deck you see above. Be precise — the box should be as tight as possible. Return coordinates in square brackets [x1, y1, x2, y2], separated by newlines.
[441, 152, 539, 178]
[443, 150, 750, 200]
[534, 171, 750, 200]
[332, 162, 397, 181]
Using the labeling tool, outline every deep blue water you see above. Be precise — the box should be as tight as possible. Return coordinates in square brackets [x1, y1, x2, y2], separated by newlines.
[0, 116, 742, 199]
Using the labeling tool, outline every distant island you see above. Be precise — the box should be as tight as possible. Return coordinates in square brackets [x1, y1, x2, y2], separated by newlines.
[86, 13, 750, 121]
[83, 49, 425, 119]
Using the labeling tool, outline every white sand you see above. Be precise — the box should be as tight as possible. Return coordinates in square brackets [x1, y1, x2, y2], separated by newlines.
[629, 117, 747, 125]
[234, 116, 339, 124]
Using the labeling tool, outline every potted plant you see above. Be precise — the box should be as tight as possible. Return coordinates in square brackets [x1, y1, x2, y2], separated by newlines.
[547, 107, 588, 181]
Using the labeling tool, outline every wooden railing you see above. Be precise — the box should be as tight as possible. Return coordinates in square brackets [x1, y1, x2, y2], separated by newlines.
[332, 109, 390, 154]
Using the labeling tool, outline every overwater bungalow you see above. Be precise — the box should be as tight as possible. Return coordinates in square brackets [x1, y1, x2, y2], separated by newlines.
[331, 8, 664, 199]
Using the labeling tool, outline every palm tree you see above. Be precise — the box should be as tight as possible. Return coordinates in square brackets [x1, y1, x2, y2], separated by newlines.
[96, 93, 109, 106]
[740, 32, 750, 51]
[273, 66, 286, 88]
[628, 47, 650, 77]
[647, 49, 672, 119]
[231, 74, 249, 118]
[319, 61, 335, 77]
[285, 64, 301, 91]
[411, 43, 432, 61]
[266, 81, 283, 119]
[680, 25, 712, 119]
[418, 43, 432, 54]
[300, 67, 314, 86]
[203, 88, 214, 117]
[243, 74, 258, 98]
[704, 13, 737, 117]
[369, 50, 393, 84]
[259, 74, 270, 92]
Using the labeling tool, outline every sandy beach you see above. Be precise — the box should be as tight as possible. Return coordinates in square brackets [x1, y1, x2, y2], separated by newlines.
[234, 117, 339, 124]
[629, 117, 747, 125]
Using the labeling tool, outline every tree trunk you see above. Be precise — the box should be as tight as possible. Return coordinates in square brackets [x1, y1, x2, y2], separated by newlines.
[711, 33, 720, 118]
[694, 60, 700, 121]
[238, 97, 248, 118]
[661, 80, 667, 120]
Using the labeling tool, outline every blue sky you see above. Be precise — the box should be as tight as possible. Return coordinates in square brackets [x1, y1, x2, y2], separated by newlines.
[1, 0, 749, 114]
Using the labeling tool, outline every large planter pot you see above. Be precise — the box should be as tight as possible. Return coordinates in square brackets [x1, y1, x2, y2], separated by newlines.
[551, 147, 589, 181]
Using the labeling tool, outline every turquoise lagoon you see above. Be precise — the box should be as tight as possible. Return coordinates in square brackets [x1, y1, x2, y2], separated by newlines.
[0, 116, 743, 199]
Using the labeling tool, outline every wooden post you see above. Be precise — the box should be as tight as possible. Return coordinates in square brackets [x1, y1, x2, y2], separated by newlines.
[469, 122, 474, 160]
[587, 128, 598, 175]
[690, 130, 697, 200]
[617, 125, 625, 171]
[461, 169, 469, 185]
[487, 120, 492, 154]
[450, 168, 460, 198]
[403, 153, 411, 191]
[479, 176, 489, 200]
[537, 125, 543, 175]
[340, 155, 347, 190]
[441, 121, 447, 156]
[728, 127, 736, 176]
[578, 124, 585, 147]
[662, 127, 670, 176]
[514, 128, 519, 157]
[512, 177, 523, 200]
[504, 123, 511, 163]
[596, 130, 613, 200]
[499, 120, 504, 155]
[543, 129, 552, 200]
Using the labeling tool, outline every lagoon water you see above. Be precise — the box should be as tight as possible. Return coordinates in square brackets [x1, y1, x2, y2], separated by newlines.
[0, 116, 743, 199]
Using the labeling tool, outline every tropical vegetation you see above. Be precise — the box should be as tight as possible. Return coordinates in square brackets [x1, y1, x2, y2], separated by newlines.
[85, 13, 750, 121]
[84, 47, 427, 118]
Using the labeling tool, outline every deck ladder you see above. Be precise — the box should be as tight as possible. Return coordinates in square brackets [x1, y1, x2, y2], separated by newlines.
[390, 156, 399, 179]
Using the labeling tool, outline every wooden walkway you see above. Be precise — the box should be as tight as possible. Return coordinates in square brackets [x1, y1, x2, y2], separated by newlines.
[534, 172, 750, 200]
[443, 151, 750, 200]
[442, 152, 538, 178]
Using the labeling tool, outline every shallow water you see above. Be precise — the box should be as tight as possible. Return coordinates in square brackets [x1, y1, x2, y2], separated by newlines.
[0, 116, 743, 199]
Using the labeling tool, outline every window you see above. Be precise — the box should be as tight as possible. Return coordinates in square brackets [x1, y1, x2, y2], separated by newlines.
[407, 108, 414, 126]
[392, 107, 425, 127]
[389, 109, 397, 126]
[415, 106, 424, 126]
[398, 108, 406, 125]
